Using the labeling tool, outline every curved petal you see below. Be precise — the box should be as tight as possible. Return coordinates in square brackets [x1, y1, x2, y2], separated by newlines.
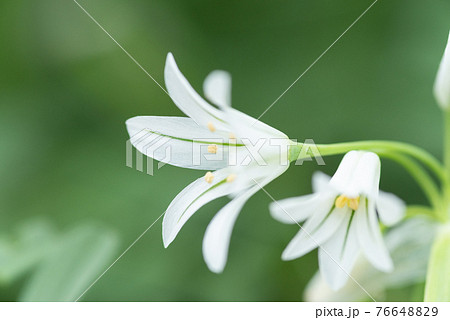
[226, 163, 286, 198]
[270, 194, 320, 224]
[352, 152, 380, 199]
[215, 105, 292, 168]
[202, 187, 254, 273]
[318, 212, 359, 290]
[434, 31, 450, 110]
[312, 171, 331, 193]
[330, 151, 380, 199]
[355, 199, 393, 272]
[219, 104, 288, 141]
[126, 116, 235, 170]
[202, 165, 287, 273]
[305, 216, 438, 302]
[281, 197, 348, 260]
[203, 70, 232, 107]
[165, 53, 229, 131]
[384, 216, 437, 286]
[376, 191, 406, 226]
[329, 151, 363, 197]
[162, 167, 245, 247]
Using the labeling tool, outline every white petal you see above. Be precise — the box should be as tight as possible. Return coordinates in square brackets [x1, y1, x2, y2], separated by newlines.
[270, 194, 320, 224]
[434, 31, 450, 110]
[352, 152, 380, 199]
[384, 216, 437, 287]
[202, 166, 287, 273]
[219, 104, 288, 141]
[225, 164, 287, 199]
[305, 257, 384, 302]
[163, 168, 244, 247]
[164, 53, 228, 131]
[202, 187, 253, 273]
[126, 116, 232, 170]
[203, 70, 232, 107]
[312, 171, 331, 193]
[281, 197, 348, 260]
[376, 191, 406, 226]
[318, 212, 359, 291]
[215, 105, 292, 168]
[329, 151, 363, 197]
[330, 151, 380, 199]
[305, 216, 438, 302]
[355, 199, 393, 272]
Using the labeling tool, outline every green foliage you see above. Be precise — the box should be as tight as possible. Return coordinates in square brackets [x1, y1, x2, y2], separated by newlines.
[19, 225, 119, 302]
[424, 226, 450, 302]
[0, 220, 56, 285]
[1, 0, 450, 301]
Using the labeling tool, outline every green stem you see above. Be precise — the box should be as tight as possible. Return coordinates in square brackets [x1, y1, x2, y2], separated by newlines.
[444, 112, 450, 181]
[290, 140, 445, 182]
[289, 140, 445, 220]
[424, 224, 450, 302]
[443, 112, 450, 207]
[378, 152, 443, 220]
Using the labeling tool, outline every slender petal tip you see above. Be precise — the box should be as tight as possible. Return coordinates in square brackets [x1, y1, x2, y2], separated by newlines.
[434, 31, 450, 110]
[203, 70, 232, 107]
[162, 218, 174, 249]
[281, 249, 294, 261]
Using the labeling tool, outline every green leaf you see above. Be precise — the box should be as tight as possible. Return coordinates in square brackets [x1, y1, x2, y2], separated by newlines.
[0, 220, 56, 285]
[19, 224, 119, 301]
[424, 225, 450, 302]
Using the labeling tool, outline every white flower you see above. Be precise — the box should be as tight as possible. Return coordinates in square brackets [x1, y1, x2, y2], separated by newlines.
[270, 151, 406, 290]
[304, 216, 437, 301]
[126, 53, 291, 273]
[434, 31, 450, 110]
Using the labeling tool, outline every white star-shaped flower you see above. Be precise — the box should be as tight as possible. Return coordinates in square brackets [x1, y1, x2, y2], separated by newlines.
[126, 53, 291, 272]
[304, 216, 437, 301]
[270, 151, 406, 290]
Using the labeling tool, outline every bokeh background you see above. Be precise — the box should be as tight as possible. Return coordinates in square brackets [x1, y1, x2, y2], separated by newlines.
[1, 0, 449, 301]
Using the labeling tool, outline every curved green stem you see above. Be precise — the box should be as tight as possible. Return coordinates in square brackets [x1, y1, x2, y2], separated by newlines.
[445, 112, 450, 183]
[289, 140, 446, 221]
[290, 140, 445, 183]
[378, 152, 443, 221]
[443, 112, 450, 205]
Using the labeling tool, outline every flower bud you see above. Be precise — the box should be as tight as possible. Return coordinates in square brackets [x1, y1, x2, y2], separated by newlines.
[434, 31, 450, 110]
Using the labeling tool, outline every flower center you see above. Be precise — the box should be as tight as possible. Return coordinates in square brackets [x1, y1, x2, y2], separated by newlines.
[335, 195, 360, 211]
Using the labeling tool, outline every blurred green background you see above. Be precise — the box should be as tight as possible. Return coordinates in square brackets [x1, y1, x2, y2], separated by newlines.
[1, 0, 449, 301]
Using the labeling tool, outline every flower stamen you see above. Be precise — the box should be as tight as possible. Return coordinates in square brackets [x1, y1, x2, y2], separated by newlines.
[204, 171, 214, 183]
[335, 195, 360, 210]
[207, 122, 216, 132]
[226, 174, 237, 183]
[207, 144, 218, 154]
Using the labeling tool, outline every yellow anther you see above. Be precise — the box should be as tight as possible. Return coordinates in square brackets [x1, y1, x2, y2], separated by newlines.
[204, 171, 214, 183]
[335, 195, 360, 210]
[348, 197, 360, 211]
[207, 122, 216, 132]
[207, 144, 218, 154]
[229, 132, 236, 139]
[335, 195, 347, 208]
[226, 174, 237, 183]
